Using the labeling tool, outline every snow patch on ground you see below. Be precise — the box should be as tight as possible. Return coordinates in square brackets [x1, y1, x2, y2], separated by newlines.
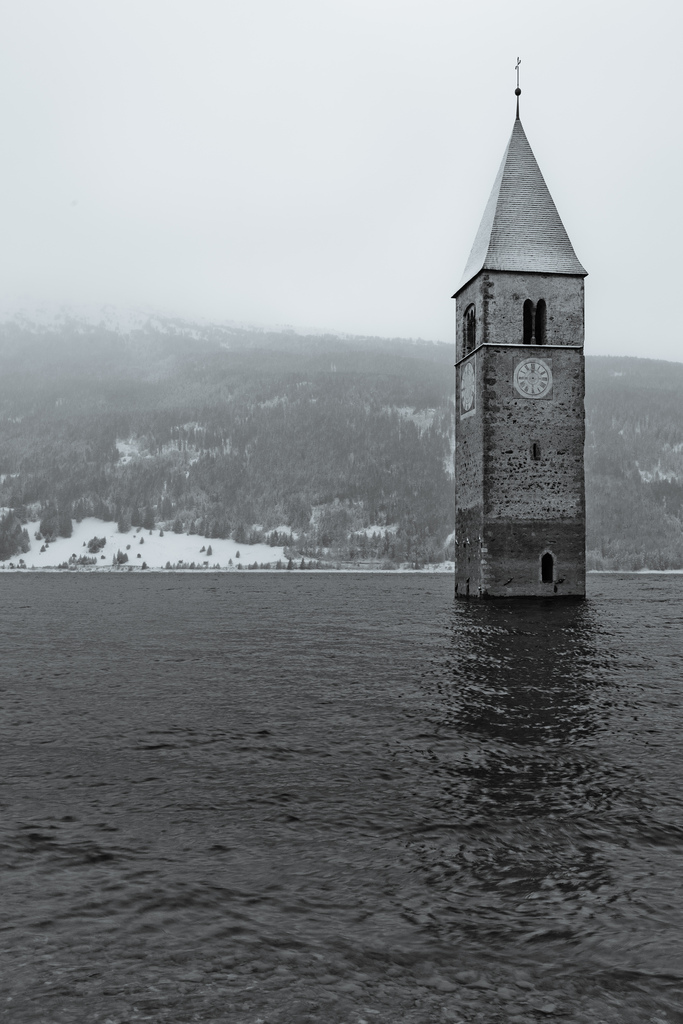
[388, 406, 437, 432]
[590, 569, 683, 574]
[444, 431, 455, 480]
[2, 518, 287, 570]
[115, 440, 144, 465]
[115, 435, 218, 467]
[355, 524, 398, 537]
[403, 561, 454, 573]
[636, 461, 681, 483]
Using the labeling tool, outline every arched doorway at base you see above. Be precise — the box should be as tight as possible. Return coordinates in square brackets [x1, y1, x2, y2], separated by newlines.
[541, 551, 554, 583]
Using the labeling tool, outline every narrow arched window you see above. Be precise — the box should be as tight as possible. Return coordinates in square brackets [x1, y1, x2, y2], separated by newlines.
[523, 299, 534, 344]
[541, 552, 554, 583]
[535, 299, 547, 345]
[531, 442, 541, 461]
[464, 304, 476, 354]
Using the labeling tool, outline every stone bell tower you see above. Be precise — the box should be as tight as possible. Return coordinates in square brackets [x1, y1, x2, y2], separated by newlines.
[454, 88, 587, 598]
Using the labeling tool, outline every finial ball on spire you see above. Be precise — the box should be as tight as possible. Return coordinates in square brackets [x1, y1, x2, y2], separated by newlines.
[515, 87, 521, 96]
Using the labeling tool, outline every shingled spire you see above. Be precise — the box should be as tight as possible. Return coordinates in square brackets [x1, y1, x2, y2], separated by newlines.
[456, 117, 586, 293]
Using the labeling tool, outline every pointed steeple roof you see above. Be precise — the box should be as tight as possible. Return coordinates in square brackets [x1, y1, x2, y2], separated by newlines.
[456, 116, 586, 294]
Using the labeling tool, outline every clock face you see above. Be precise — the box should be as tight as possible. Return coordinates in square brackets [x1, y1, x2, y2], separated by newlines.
[461, 362, 475, 412]
[513, 358, 552, 399]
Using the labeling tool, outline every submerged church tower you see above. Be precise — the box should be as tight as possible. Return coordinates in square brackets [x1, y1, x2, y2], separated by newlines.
[454, 89, 587, 598]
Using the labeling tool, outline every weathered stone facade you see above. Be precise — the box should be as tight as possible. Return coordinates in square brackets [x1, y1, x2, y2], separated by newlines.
[454, 114, 586, 598]
[455, 272, 584, 359]
[455, 333, 585, 598]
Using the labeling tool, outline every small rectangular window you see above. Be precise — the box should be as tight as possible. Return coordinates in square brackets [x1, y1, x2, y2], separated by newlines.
[531, 442, 541, 461]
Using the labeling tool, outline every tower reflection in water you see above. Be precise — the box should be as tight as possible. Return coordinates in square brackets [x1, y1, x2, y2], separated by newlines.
[412, 597, 633, 971]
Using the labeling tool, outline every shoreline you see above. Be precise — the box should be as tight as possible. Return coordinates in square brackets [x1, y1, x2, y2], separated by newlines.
[0, 563, 457, 574]
[0, 516, 456, 574]
[1, 566, 682, 575]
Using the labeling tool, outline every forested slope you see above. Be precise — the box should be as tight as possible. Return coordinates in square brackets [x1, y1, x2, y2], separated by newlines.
[585, 356, 683, 569]
[0, 321, 455, 566]
[0, 316, 681, 569]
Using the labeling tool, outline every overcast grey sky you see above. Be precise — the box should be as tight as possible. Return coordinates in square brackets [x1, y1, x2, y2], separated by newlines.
[0, 0, 681, 360]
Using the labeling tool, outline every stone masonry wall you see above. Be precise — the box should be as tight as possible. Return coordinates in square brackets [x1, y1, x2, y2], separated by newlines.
[454, 269, 586, 598]
[482, 519, 586, 598]
[483, 272, 584, 347]
[480, 345, 585, 597]
[483, 347, 585, 521]
[455, 271, 584, 359]
[454, 349, 484, 595]
[455, 276, 487, 362]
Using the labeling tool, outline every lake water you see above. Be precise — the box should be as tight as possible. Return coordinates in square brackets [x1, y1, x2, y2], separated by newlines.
[1, 573, 682, 1024]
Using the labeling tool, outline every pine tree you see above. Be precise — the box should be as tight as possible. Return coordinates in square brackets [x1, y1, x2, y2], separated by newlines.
[0, 513, 31, 560]
[58, 505, 73, 539]
[40, 503, 59, 541]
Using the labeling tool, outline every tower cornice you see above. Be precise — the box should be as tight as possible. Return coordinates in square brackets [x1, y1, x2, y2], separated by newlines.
[454, 342, 583, 369]
[452, 265, 586, 300]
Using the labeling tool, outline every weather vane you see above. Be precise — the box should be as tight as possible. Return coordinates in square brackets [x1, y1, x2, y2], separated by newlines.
[515, 57, 521, 118]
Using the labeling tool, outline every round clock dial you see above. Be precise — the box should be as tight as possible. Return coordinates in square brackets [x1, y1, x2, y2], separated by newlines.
[514, 358, 552, 399]
[461, 363, 475, 411]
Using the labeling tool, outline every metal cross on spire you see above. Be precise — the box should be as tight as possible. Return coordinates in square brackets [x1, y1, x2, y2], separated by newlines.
[515, 57, 522, 119]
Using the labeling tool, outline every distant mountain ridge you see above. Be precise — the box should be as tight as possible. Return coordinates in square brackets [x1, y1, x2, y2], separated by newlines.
[0, 308, 681, 569]
[0, 300, 310, 337]
[0, 301, 440, 349]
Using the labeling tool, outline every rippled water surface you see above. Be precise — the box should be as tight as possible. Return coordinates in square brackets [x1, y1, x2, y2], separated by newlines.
[1, 573, 682, 1024]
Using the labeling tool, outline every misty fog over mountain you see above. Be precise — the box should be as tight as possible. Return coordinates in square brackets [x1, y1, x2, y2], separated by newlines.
[0, 307, 681, 571]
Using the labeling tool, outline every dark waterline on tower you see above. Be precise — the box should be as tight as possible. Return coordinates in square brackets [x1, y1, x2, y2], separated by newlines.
[1, 572, 682, 1022]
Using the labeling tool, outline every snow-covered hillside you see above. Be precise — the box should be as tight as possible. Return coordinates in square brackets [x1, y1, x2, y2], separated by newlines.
[1, 518, 288, 570]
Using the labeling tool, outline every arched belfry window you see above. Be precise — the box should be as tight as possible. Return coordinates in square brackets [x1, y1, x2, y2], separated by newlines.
[464, 305, 476, 354]
[541, 552, 554, 583]
[535, 299, 547, 345]
[523, 300, 534, 344]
